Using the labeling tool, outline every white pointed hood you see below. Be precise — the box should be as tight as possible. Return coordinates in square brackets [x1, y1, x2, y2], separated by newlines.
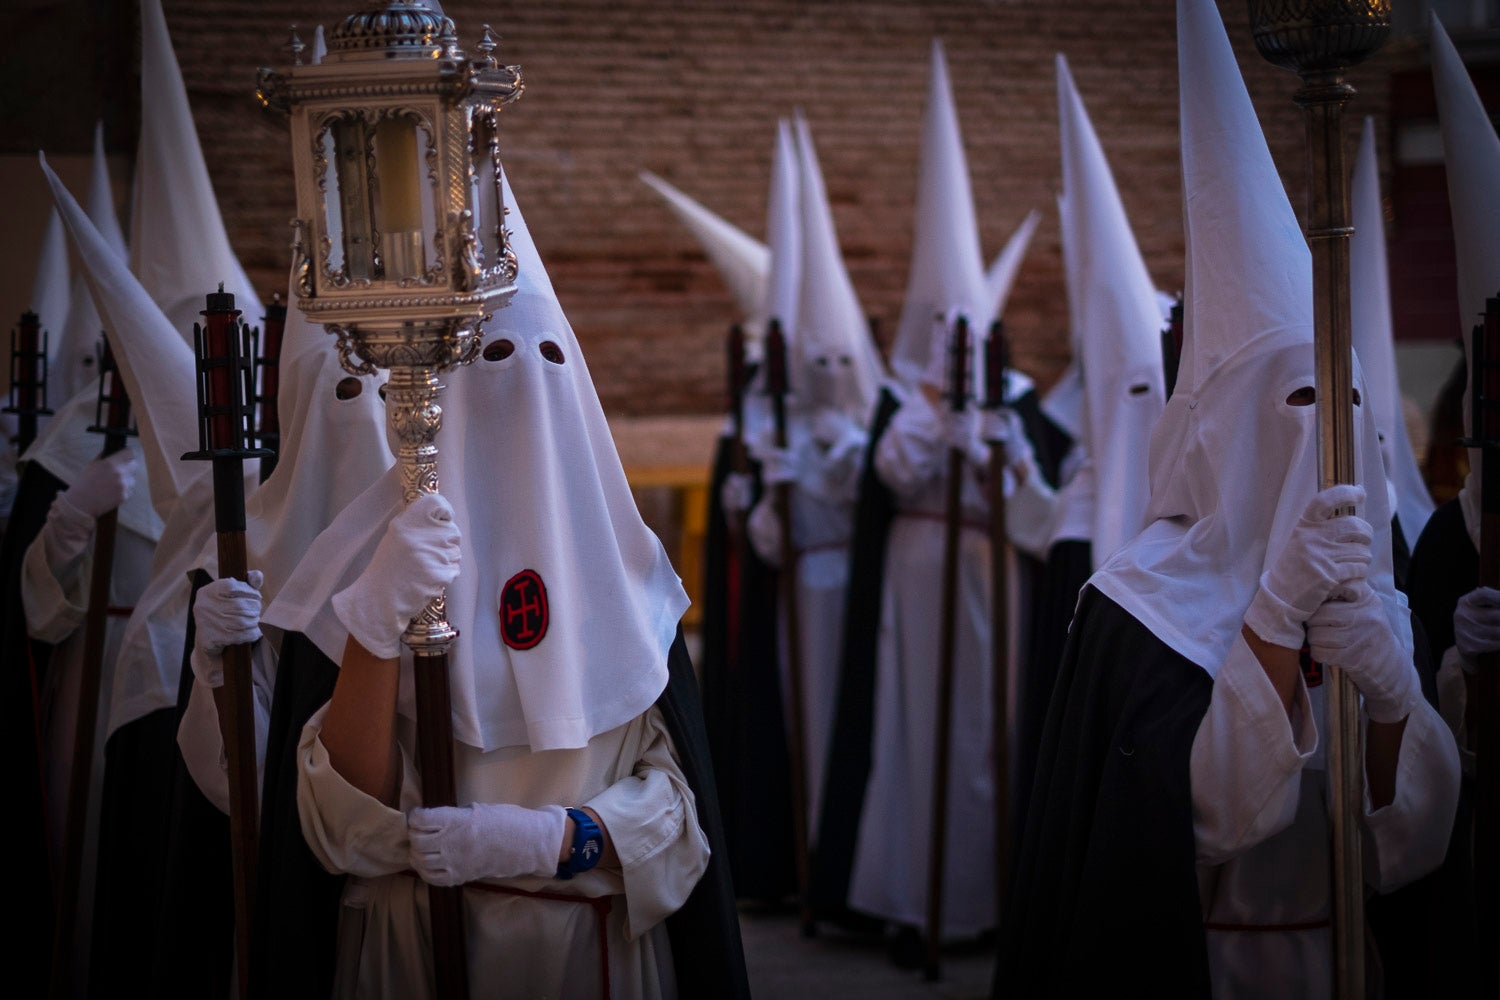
[1432, 13, 1500, 546]
[791, 114, 884, 420]
[132, 0, 261, 338]
[50, 122, 130, 404]
[1056, 53, 1166, 567]
[1351, 116, 1435, 546]
[1090, 0, 1397, 677]
[45, 154, 264, 736]
[194, 284, 392, 605]
[763, 119, 803, 335]
[312, 24, 328, 64]
[30, 210, 71, 351]
[891, 40, 990, 386]
[985, 208, 1042, 323]
[267, 172, 690, 755]
[639, 171, 770, 356]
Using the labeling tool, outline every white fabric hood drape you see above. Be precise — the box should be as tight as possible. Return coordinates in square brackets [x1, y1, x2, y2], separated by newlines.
[639, 171, 771, 353]
[890, 40, 992, 386]
[1056, 53, 1165, 569]
[45, 155, 262, 734]
[51, 122, 131, 406]
[790, 114, 885, 421]
[1089, 0, 1399, 678]
[192, 284, 391, 602]
[30, 208, 70, 357]
[1350, 115, 1435, 546]
[132, 0, 261, 338]
[267, 173, 690, 754]
[1432, 13, 1500, 547]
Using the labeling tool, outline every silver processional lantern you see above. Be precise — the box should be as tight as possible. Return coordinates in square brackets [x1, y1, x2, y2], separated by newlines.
[257, 6, 522, 995]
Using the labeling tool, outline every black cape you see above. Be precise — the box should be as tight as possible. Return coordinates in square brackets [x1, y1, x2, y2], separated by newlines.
[698, 432, 797, 902]
[996, 585, 1213, 997]
[1014, 537, 1092, 842]
[1, 460, 65, 995]
[1396, 497, 1486, 998]
[809, 384, 1067, 918]
[252, 627, 750, 999]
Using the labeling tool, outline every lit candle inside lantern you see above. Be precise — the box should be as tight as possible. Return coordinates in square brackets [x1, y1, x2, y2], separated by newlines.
[376, 117, 424, 280]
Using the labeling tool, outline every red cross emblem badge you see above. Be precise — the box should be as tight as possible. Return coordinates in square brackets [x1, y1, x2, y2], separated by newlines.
[500, 569, 549, 650]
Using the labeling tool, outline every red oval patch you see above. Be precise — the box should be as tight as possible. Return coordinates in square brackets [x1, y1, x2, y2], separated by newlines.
[500, 569, 549, 650]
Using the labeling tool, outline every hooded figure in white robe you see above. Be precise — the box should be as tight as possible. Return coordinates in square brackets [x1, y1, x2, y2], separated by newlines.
[840, 39, 1057, 943]
[743, 114, 885, 837]
[1000, 3, 1459, 995]
[265, 171, 745, 999]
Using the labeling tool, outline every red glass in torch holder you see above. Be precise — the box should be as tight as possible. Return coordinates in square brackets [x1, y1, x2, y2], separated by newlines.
[4, 310, 54, 454]
[182, 286, 273, 1000]
[255, 294, 288, 483]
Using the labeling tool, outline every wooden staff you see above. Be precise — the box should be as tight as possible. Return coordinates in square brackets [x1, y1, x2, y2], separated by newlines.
[1248, 7, 1389, 993]
[764, 319, 816, 936]
[981, 320, 1012, 906]
[255, 294, 288, 484]
[5, 310, 53, 454]
[183, 287, 269, 1000]
[924, 314, 970, 981]
[1469, 300, 1500, 990]
[49, 338, 132, 999]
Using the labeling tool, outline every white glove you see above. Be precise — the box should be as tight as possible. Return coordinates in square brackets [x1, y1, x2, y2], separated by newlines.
[190, 571, 265, 689]
[1454, 586, 1500, 665]
[1306, 584, 1422, 724]
[979, 407, 1035, 472]
[755, 445, 797, 486]
[61, 449, 137, 519]
[1244, 485, 1372, 648]
[333, 493, 462, 660]
[407, 802, 567, 886]
[810, 409, 862, 451]
[746, 499, 783, 566]
[720, 472, 753, 515]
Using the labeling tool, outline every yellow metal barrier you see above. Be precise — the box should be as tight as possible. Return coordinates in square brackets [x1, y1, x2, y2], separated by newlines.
[625, 464, 710, 628]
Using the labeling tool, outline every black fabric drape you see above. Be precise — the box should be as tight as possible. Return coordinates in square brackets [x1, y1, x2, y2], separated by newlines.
[2, 461, 66, 994]
[997, 586, 1213, 998]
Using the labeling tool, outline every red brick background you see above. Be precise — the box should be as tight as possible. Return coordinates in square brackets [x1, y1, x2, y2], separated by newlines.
[1, 2, 1438, 416]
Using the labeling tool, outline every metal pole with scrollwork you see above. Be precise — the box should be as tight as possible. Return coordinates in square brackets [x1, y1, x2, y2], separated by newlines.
[1245, 4, 1390, 996]
[258, 7, 522, 997]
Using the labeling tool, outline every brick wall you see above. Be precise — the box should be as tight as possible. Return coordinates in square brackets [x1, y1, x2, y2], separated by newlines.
[3, 1, 1433, 416]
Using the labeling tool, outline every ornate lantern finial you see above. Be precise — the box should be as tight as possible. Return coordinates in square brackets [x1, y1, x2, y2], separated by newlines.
[284, 24, 306, 66]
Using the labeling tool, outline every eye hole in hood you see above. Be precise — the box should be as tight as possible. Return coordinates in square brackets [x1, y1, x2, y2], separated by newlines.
[483, 339, 515, 363]
[335, 376, 364, 400]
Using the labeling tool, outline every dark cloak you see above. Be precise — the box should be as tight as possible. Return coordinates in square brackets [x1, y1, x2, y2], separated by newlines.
[1, 460, 65, 994]
[808, 384, 1066, 918]
[1014, 537, 1092, 843]
[995, 585, 1213, 998]
[251, 627, 750, 999]
[1397, 496, 1486, 999]
[698, 433, 796, 902]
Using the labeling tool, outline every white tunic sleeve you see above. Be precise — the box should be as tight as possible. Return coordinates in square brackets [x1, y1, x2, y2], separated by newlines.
[1003, 464, 1057, 560]
[1360, 697, 1460, 892]
[20, 498, 95, 643]
[297, 701, 418, 879]
[584, 707, 710, 942]
[874, 396, 944, 500]
[1191, 632, 1318, 865]
[177, 637, 277, 816]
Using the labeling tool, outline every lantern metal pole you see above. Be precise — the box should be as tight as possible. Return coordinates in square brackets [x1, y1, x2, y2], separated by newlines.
[1247, 4, 1391, 997]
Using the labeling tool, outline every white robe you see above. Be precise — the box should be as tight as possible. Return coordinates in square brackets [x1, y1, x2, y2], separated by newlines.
[297, 697, 710, 999]
[847, 388, 1054, 937]
[746, 414, 865, 831]
[1191, 631, 1461, 998]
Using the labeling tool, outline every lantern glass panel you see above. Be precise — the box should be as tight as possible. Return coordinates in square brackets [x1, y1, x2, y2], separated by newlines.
[320, 128, 345, 276]
[373, 114, 435, 284]
[471, 112, 503, 276]
[328, 114, 375, 283]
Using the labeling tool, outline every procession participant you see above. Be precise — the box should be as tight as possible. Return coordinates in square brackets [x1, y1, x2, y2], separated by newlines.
[1404, 16, 1500, 996]
[998, 3, 1460, 994]
[265, 173, 747, 998]
[742, 112, 885, 846]
[815, 39, 1057, 960]
[43, 155, 259, 987]
[1350, 115, 1435, 588]
[1015, 53, 1168, 835]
